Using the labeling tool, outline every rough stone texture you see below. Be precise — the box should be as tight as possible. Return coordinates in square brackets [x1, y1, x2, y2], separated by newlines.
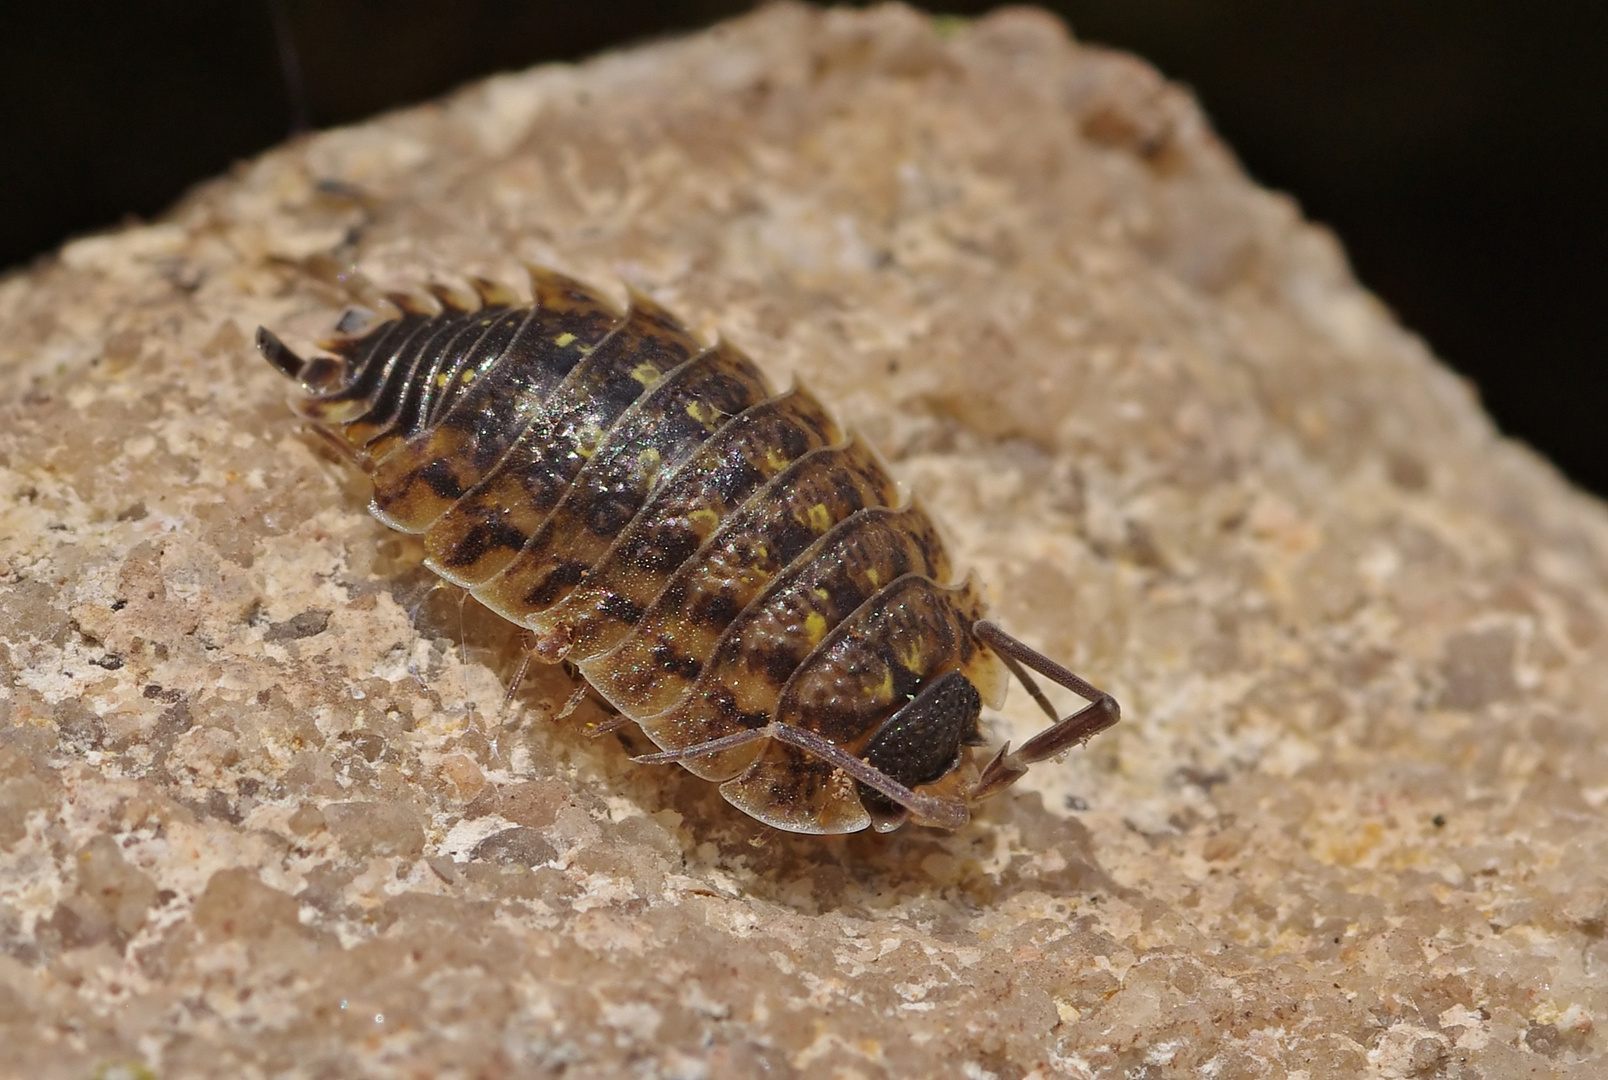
[1, 4, 1604, 1077]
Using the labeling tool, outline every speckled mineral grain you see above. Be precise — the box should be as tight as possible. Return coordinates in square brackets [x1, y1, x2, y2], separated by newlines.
[1, 4, 1604, 1078]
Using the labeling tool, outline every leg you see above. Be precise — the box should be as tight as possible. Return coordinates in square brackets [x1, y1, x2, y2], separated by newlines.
[550, 678, 588, 719]
[583, 709, 633, 738]
[541, 669, 629, 736]
[502, 647, 534, 710]
[504, 649, 618, 734]
[453, 588, 473, 668]
[631, 723, 969, 831]
[971, 621, 1120, 802]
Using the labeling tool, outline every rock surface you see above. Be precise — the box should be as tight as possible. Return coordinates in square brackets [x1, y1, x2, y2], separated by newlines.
[1, 4, 1605, 1077]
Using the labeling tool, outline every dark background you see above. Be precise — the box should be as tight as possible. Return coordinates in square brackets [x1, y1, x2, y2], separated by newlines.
[4, 2, 1604, 495]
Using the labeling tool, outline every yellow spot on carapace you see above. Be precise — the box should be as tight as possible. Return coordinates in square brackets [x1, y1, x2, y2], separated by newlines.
[686, 399, 717, 426]
[631, 363, 662, 386]
[875, 668, 896, 702]
[804, 611, 828, 643]
[554, 332, 577, 347]
[866, 568, 881, 587]
[571, 421, 605, 458]
[763, 447, 791, 471]
[689, 507, 720, 534]
[807, 503, 832, 532]
[459, 367, 478, 383]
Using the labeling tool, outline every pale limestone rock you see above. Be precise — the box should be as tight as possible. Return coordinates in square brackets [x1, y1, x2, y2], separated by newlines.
[1, 4, 1605, 1077]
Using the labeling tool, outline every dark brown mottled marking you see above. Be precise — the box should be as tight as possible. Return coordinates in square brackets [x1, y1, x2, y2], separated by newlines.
[474, 338, 772, 620]
[514, 388, 842, 659]
[581, 437, 901, 717]
[424, 291, 704, 585]
[258, 266, 1119, 835]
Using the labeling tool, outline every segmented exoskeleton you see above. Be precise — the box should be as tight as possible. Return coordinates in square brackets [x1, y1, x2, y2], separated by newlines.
[258, 267, 1118, 834]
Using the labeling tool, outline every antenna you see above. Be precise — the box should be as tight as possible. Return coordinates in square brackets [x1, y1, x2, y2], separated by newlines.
[266, 0, 310, 135]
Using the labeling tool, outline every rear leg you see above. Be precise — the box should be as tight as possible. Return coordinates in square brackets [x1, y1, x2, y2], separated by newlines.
[501, 644, 537, 712]
[971, 620, 1119, 802]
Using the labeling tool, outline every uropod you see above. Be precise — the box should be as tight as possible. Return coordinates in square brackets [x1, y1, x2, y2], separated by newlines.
[257, 266, 1119, 834]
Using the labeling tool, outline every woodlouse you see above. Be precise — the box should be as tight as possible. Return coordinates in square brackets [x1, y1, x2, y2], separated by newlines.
[257, 266, 1119, 834]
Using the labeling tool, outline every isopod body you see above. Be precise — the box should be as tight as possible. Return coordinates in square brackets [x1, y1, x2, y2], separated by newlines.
[258, 267, 1118, 834]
